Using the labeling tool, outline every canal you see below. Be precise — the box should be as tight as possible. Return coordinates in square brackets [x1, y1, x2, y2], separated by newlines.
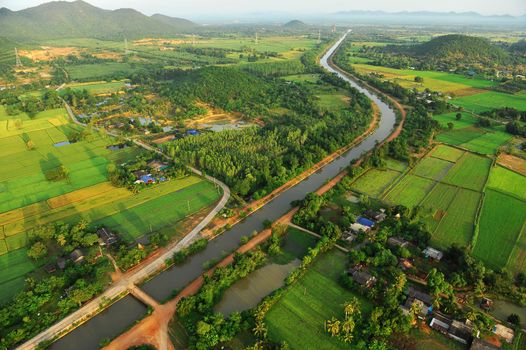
[49, 31, 398, 350]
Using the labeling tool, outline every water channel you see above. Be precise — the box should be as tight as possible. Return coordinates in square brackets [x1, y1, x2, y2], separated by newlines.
[49, 31, 398, 350]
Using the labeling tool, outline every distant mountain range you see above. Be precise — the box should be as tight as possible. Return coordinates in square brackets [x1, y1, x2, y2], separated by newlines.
[329, 10, 526, 25]
[0, 0, 197, 41]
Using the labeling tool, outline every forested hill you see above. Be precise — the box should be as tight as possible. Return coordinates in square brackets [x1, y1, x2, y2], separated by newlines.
[0, 0, 194, 41]
[283, 20, 307, 28]
[410, 35, 508, 63]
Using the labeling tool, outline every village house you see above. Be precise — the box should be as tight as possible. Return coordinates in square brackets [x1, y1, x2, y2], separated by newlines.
[350, 222, 371, 234]
[364, 209, 387, 222]
[97, 227, 120, 247]
[70, 249, 85, 264]
[430, 313, 452, 334]
[357, 216, 375, 228]
[448, 320, 476, 344]
[387, 236, 409, 248]
[147, 159, 169, 172]
[398, 258, 414, 271]
[492, 323, 514, 343]
[423, 247, 444, 261]
[348, 267, 377, 288]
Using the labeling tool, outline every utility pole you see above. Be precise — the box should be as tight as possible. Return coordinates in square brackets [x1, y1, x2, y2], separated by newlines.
[14, 48, 22, 67]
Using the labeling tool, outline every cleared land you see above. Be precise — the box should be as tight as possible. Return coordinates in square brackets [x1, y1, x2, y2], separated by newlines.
[474, 190, 526, 271]
[265, 250, 373, 350]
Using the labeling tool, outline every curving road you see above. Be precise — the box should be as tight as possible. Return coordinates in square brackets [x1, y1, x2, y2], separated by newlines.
[18, 30, 398, 350]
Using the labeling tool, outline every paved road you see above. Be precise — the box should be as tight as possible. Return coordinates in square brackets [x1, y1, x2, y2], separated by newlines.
[16, 101, 230, 350]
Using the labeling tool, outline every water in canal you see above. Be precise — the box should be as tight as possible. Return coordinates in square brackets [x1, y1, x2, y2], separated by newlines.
[50, 31, 398, 349]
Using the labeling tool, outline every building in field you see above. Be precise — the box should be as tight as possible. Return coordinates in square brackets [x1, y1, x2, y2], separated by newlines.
[97, 227, 120, 247]
[423, 247, 443, 261]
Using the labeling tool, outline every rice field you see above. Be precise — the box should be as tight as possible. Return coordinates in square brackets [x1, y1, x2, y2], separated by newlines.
[451, 91, 526, 114]
[442, 153, 492, 191]
[352, 63, 496, 96]
[433, 112, 477, 130]
[428, 144, 465, 162]
[486, 165, 526, 201]
[411, 156, 453, 181]
[383, 175, 436, 208]
[350, 168, 402, 197]
[474, 190, 526, 271]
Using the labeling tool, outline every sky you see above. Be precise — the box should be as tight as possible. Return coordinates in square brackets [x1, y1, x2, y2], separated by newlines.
[1, 0, 526, 17]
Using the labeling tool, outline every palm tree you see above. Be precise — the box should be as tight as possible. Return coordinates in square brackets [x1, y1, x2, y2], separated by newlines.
[326, 317, 341, 337]
[344, 298, 360, 319]
[253, 321, 267, 339]
[340, 318, 355, 343]
[409, 300, 421, 324]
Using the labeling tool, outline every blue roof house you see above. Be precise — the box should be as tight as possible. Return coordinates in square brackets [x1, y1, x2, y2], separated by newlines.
[357, 217, 375, 228]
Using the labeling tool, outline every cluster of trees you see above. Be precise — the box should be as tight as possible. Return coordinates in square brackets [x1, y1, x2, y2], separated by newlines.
[0, 89, 63, 118]
[0, 221, 112, 349]
[160, 65, 371, 198]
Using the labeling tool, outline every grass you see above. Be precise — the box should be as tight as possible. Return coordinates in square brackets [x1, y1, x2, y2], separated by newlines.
[451, 91, 526, 114]
[384, 175, 436, 208]
[265, 250, 373, 350]
[66, 62, 144, 80]
[442, 153, 492, 191]
[474, 190, 526, 270]
[487, 165, 526, 201]
[350, 168, 402, 197]
[282, 74, 319, 83]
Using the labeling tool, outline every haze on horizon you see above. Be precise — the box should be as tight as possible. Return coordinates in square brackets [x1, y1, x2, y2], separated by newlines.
[2, 0, 526, 18]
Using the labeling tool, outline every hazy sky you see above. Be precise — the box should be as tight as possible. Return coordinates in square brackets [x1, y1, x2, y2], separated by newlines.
[1, 0, 526, 17]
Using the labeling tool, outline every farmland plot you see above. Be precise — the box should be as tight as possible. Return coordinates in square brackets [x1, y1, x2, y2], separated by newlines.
[487, 165, 526, 201]
[442, 153, 492, 191]
[428, 145, 465, 162]
[350, 168, 402, 198]
[383, 175, 436, 208]
[412, 156, 453, 181]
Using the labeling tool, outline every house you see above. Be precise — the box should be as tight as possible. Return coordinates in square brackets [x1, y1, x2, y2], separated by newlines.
[342, 231, 356, 243]
[387, 236, 409, 248]
[348, 267, 377, 288]
[97, 227, 119, 247]
[350, 223, 370, 234]
[186, 129, 199, 136]
[364, 209, 387, 222]
[470, 339, 499, 350]
[448, 320, 475, 344]
[407, 286, 433, 306]
[45, 264, 57, 274]
[133, 169, 147, 179]
[492, 324, 514, 343]
[135, 174, 156, 185]
[357, 217, 375, 228]
[430, 314, 452, 334]
[136, 236, 151, 250]
[70, 249, 85, 264]
[423, 247, 444, 261]
[147, 160, 169, 172]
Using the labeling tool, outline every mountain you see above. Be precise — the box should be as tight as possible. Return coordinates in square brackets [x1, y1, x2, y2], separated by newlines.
[0, 0, 194, 41]
[150, 14, 196, 30]
[283, 20, 307, 28]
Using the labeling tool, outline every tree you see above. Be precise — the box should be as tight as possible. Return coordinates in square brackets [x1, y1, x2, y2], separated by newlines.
[456, 113, 462, 120]
[508, 313, 521, 327]
[447, 122, 454, 130]
[414, 76, 424, 83]
[27, 242, 47, 260]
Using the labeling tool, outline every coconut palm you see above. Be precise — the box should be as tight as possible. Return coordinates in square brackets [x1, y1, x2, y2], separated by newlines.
[326, 317, 341, 337]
